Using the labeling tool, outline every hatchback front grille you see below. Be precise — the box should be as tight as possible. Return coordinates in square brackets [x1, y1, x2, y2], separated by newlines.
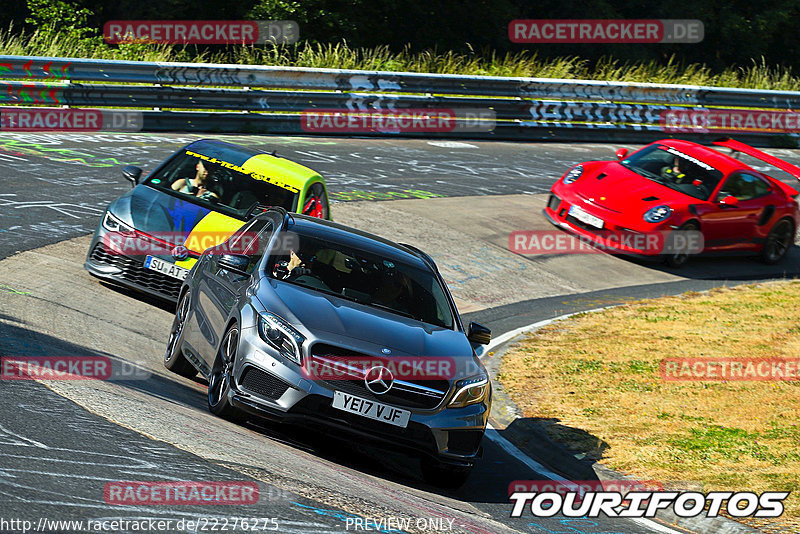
[90, 243, 182, 299]
[309, 343, 450, 410]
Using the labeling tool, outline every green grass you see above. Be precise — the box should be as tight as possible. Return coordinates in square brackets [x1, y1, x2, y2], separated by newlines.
[3, 26, 800, 90]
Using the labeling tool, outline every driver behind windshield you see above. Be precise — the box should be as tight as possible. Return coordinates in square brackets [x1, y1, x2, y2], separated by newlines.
[172, 159, 221, 201]
[661, 156, 687, 182]
[273, 250, 309, 280]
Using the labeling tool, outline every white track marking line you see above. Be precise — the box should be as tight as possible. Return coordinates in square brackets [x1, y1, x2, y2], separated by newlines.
[484, 312, 687, 534]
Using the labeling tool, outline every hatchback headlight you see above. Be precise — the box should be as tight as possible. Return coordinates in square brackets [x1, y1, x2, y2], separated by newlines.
[643, 205, 672, 223]
[102, 211, 134, 235]
[258, 313, 305, 365]
[562, 165, 584, 184]
[448, 375, 489, 408]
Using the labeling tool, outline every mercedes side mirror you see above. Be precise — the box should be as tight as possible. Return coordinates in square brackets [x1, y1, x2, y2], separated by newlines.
[467, 322, 492, 345]
[218, 254, 250, 275]
[122, 165, 143, 186]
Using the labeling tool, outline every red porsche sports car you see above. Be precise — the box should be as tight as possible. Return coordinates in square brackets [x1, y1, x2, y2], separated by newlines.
[545, 138, 800, 267]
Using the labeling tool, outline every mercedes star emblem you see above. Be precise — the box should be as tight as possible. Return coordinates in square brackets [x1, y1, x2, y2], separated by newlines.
[364, 366, 394, 395]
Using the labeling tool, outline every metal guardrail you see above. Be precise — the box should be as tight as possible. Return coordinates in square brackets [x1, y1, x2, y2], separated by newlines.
[1, 55, 800, 145]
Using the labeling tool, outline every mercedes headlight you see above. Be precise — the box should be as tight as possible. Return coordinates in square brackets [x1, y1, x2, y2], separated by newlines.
[643, 205, 672, 223]
[448, 375, 489, 408]
[258, 313, 305, 365]
[562, 165, 584, 184]
[102, 211, 134, 235]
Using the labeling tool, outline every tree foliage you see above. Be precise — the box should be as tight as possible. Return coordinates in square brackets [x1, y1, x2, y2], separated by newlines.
[5, 0, 800, 73]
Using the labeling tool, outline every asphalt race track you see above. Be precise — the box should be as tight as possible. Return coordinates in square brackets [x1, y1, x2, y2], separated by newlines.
[0, 133, 584, 260]
[2, 132, 799, 534]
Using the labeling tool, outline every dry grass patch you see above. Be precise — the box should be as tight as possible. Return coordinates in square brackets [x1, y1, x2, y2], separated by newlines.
[499, 281, 800, 523]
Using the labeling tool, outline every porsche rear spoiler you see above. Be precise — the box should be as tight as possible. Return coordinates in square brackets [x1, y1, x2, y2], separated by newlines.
[712, 138, 800, 197]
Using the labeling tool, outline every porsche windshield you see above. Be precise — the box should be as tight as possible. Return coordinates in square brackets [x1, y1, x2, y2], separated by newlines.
[144, 151, 298, 218]
[620, 145, 724, 200]
[268, 232, 455, 329]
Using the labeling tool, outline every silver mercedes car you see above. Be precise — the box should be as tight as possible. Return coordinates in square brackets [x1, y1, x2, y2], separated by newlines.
[164, 207, 492, 487]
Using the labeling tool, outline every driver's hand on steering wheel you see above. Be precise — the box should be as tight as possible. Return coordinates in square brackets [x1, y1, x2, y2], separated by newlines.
[198, 190, 219, 202]
[660, 166, 685, 182]
[287, 250, 304, 272]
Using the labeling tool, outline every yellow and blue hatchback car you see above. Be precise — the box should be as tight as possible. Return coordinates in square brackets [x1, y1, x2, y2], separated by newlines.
[85, 139, 330, 301]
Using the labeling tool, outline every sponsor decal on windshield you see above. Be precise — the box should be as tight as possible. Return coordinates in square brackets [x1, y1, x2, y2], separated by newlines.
[663, 147, 717, 172]
[184, 150, 301, 193]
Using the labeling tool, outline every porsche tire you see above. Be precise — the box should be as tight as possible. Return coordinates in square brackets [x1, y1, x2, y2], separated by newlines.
[664, 222, 699, 268]
[761, 218, 794, 264]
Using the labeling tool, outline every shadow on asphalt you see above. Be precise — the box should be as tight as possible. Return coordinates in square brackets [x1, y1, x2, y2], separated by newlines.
[0, 313, 612, 510]
[614, 243, 800, 280]
[97, 280, 176, 313]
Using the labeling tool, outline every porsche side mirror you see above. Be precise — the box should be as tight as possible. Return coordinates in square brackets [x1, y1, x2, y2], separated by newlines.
[467, 322, 492, 345]
[719, 195, 738, 207]
[122, 165, 143, 186]
[615, 148, 629, 160]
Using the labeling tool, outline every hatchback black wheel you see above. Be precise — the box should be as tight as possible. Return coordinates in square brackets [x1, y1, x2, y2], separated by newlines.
[762, 219, 794, 264]
[164, 291, 196, 378]
[208, 325, 245, 422]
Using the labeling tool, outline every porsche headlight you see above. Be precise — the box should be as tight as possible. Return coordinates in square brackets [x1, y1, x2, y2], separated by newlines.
[102, 211, 134, 235]
[562, 165, 584, 184]
[448, 375, 489, 408]
[258, 313, 305, 365]
[643, 205, 672, 223]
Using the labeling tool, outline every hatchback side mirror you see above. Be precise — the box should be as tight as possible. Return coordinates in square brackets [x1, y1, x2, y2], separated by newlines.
[467, 322, 492, 345]
[615, 148, 629, 160]
[219, 254, 250, 275]
[122, 165, 143, 186]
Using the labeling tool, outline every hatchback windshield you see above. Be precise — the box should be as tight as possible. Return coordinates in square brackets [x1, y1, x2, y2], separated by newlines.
[267, 231, 455, 328]
[620, 144, 724, 200]
[144, 150, 298, 218]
